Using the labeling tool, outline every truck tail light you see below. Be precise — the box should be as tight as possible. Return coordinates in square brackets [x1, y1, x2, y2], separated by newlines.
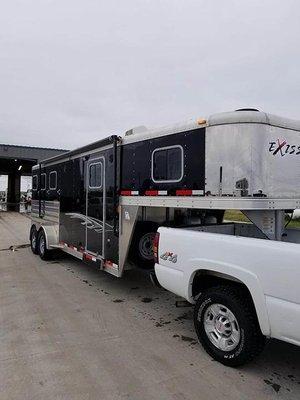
[153, 232, 160, 264]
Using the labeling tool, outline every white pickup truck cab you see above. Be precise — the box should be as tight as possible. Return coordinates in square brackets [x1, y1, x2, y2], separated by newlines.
[154, 222, 300, 366]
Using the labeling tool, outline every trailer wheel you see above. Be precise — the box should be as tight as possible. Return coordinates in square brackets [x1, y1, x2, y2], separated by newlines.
[194, 285, 265, 367]
[37, 230, 52, 260]
[130, 222, 158, 269]
[30, 226, 38, 255]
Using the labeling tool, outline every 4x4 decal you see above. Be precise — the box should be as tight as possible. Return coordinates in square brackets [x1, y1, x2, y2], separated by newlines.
[160, 252, 178, 263]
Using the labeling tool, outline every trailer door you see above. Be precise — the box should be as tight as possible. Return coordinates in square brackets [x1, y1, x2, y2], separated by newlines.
[86, 157, 105, 256]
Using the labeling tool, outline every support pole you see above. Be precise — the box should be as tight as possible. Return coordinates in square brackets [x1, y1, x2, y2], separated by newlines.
[7, 173, 21, 211]
[242, 209, 285, 241]
[275, 210, 285, 241]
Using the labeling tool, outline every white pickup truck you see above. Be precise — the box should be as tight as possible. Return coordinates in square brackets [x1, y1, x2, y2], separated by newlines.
[153, 223, 300, 366]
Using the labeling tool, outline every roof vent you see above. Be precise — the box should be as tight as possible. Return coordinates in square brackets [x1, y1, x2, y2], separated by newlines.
[125, 125, 148, 136]
[235, 108, 260, 112]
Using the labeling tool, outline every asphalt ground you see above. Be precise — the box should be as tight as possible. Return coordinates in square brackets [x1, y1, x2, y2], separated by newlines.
[0, 212, 299, 400]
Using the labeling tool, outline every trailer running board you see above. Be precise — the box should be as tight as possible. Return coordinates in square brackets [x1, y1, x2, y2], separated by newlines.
[51, 242, 121, 277]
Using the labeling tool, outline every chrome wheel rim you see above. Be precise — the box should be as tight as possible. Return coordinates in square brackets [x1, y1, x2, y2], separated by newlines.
[31, 232, 36, 249]
[39, 235, 45, 255]
[204, 303, 240, 352]
[139, 233, 155, 260]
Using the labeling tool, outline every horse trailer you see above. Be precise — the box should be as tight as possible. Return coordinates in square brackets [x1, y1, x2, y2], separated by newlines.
[30, 109, 300, 277]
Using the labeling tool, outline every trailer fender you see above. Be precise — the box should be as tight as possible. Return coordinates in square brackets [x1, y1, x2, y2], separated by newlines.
[186, 262, 271, 336]
[39, 225, 59, 250]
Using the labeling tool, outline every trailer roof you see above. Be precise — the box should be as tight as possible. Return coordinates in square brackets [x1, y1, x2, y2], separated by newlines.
[36, 109, 300, 167]
[123, 109, 300, 144]
[37, 135, 119, 167]
[208, 110, 300, 131]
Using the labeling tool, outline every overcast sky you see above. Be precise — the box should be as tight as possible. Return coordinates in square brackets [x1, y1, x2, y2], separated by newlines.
[0, 0, 300, 150]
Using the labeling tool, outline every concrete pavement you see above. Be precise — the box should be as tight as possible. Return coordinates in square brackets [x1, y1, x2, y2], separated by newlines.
[0, 212, 299, 400]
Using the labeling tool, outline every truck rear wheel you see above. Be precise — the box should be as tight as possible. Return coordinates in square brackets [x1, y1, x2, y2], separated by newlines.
[130, 222, 158, 269]
[194, 285, 265, 367]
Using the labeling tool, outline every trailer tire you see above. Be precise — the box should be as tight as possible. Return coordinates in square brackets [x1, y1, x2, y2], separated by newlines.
[130, 222, 158, 269]
[37, 230, 52, 260]
[194, 285, 265, 367]
[30, 226, 38, 255]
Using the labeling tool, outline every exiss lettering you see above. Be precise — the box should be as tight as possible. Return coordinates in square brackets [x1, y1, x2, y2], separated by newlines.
[269, 139, 300, 156]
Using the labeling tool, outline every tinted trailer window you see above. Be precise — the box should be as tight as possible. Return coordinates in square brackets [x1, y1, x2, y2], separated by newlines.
[152, 146, 183, 182]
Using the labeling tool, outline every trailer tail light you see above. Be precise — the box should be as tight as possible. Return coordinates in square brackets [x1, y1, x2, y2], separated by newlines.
[145, 190, 168, 196]
[153, 232, 160, 264]
[120, 190, 139, 196]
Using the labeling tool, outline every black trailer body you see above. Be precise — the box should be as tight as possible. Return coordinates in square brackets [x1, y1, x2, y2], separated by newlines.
[31, 125, 207, 272]
[121, 127, 205, 195]
[31, 136, 120, 265]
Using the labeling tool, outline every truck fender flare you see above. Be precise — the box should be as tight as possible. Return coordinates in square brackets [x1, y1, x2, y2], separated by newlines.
[187, 261, 271, 336]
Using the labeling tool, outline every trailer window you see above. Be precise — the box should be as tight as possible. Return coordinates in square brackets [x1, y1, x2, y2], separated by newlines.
[49, 171, 57, 190]
[89, 162, 102, 189]
[40, 173, 46, 190]
[152, 145, 183, 182]
[32, 175, 38, 190]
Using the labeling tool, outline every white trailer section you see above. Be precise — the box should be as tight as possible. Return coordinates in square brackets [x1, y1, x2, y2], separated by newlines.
[205, 112, 300, 198]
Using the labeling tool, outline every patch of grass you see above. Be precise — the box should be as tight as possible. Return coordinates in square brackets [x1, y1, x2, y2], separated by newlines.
[224, 210, 300, 229]
[224, 210, 250, 223]
[286, 218, 300, 229]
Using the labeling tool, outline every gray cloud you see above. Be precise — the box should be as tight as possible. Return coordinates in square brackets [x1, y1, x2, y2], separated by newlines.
[0, 0, 299, 149]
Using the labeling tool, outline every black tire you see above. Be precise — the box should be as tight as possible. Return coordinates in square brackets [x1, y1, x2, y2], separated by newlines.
[30, 226, 38, 255]
[129, 222, 158, 269]
[37, 230, 52, 260]
[194, 285, 265, 367]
